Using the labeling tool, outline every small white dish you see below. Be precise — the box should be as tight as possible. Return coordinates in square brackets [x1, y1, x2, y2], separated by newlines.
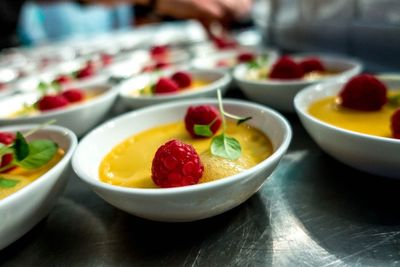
[192, 47, 278, 72]
[72, 98, 292, 222]
[0, 81, 118, 136]
[0, 124, 77, 250]
[119, 69, 231, 109]
[294, 77, 400, 178]
[234, 54, 362, 112]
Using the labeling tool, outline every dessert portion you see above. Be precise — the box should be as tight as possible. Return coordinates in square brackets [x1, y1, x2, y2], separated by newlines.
[247, 55, 338, 81]
[9, 83, 102, 118]
[216, 51, 257, 68]
[133, 71, 209, 96]
[0, 127, 63, 200]
[99, 93, 273, 188]
[308, 74, 400, 139]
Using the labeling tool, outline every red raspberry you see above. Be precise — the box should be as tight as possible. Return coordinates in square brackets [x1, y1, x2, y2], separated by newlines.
[237, 52, 255, 63]
[151, 139, 204, 188]
[212, 36, 238, 50]
[299, 57, 325, 73]
[269, 56, 304, 80]
[154, 61, 170, 70]
[150, 45, 168, 56]
[391, 109, 400, 139]
[61, 89, 85, 103]
[184, 105, 222, 137]
[54, 75, 72, 85]
[154, 77, 179, 94]
[76, 65, 94, 79]
[338, 74, 387, 111]
[0, 132, 15, 172]
[37, 95, 69, 111]
[171, 71, 192, 88]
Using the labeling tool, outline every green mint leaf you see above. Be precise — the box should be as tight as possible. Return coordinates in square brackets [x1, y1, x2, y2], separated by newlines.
[13, 132, 30, 161]
[0, 177, 19, 188]
[15, 140, 58, 169]
[247, 61, 260, 69]
[194, 124, 213, 137]
[388, 94, 400, 107]
[50, 81, 62, 92]
[211, 134, 241, 160]
[38, 81, 48, 93]
[237, 116, 252, 125]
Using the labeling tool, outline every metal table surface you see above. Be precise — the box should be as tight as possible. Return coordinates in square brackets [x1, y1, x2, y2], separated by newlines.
[1, 89, 400, 267]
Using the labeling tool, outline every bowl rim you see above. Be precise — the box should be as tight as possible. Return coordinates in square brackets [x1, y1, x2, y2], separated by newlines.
[191, 47, 278, 70]
[294, 77, 400, 145]
[118, 69, 232, 101]
[0, 124, 77, 206]
[0, 81, 118, 122]
[233, 53, 363, 86]
[73, 98, 292, 195]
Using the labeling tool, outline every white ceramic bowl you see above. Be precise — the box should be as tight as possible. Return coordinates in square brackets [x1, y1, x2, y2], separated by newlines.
[192, 47, 279, 72]
[294, 77, 400, 178]
[0, 124, 77, 250]
[72, 99, 292, 222]
[0, 81, 118, 136]
[119, 69, 231, 109]
[234, 54, 362, 112]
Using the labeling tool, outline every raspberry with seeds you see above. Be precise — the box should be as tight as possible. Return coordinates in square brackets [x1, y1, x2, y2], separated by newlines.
[0, 132, 15, 172]
[269, 56, 304, 80]
[171, 71, 192, 88]
[54, 75, 72, 85]
[391, 109, 400, 139]
[338, 74, 387, 111]
[151, 139, 204, 188]
[150, 45, 168, 56]
[237, 52, 255, 63]
[184, 105, 222, 137]
[154, 77, 179, 94]
[61, 89, 85, 103]
[299, 57, 325, 73]
[37, 95, 69, 111]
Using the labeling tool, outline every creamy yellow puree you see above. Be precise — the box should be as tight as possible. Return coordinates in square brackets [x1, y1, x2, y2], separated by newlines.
[9, 90, 102, 118]
[134, 80, 209, 96]
[0, 149, 64, 200]
[99, 121, 273, 188]
[308, 95, 398, 138]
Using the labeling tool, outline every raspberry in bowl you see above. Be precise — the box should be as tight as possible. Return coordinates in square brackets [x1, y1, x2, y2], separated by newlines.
[118, 69, 231, 109]
[294, 74, 400, 178]
[72, 98, 291, 222]
[234, 53, 363, 112]
[0, 79, 119, 136]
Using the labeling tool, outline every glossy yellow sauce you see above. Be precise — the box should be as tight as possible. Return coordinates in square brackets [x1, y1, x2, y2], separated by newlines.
[247, 68, 339, 81]
[0, 149, 64, 200]
[308, 95, 398, 138]
[134, 80, 209, 96]
[9, 90, 102, 118]
[99, 121, 273, 188]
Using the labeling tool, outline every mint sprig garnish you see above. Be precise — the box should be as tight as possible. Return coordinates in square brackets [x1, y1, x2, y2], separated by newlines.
[0, 120, 58, 177]
[246, 54, 269, 69]
[208, 90, 251, 160]
[0, 177, 19, 188]
[37, 81, 61, 95]
[388, 94, 400, 107]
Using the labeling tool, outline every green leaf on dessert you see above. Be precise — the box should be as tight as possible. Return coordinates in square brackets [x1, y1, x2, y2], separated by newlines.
[211, 134, 241, 160]
[13, 132, 29, 161]
[237, 116, 252, 125]
[15, 140, 58, 169]
[388, 94, 400, 107]
[247, 61, 260, 69]
[38, 81, 48, 93]
[0, 177, 19, 188]
[194, 124, 213, 137]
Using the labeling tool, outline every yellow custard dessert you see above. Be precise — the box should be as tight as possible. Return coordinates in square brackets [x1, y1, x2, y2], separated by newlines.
[134, 80, 209, 96]
[308, 93, 398, 138]
[99, 121, 273, 188]
[0, 149, 64, 200]
[247, 68, 339, 81]
[9, 90, 102, 118]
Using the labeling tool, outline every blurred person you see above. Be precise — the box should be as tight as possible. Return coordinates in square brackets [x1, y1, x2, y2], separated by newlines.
[0, 0, 252, 49]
